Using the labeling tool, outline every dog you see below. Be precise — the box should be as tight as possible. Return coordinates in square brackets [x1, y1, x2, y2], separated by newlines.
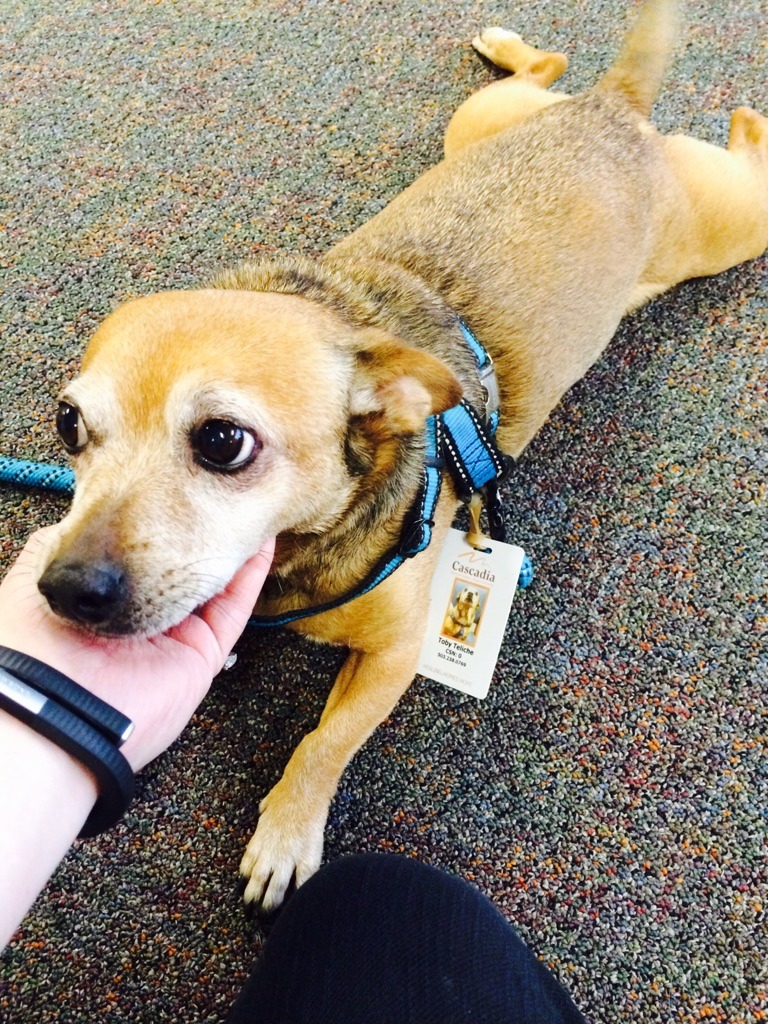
[35, 0, 768, 912]
[443, 587, 482, 643]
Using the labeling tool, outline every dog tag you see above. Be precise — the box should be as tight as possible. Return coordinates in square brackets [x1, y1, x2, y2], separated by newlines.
[417, 528, 525, 699]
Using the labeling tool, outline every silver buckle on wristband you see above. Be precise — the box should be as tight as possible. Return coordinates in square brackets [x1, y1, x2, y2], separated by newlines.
[0, 645, 134, 745]
[0, 652, 135, 838]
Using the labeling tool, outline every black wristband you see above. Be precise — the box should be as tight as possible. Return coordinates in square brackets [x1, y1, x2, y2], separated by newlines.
[0, 645, 133, 747]
[0, 667, 135, 838]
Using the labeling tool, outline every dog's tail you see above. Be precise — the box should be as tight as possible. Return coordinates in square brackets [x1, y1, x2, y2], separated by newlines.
[595, 0, 679, 116]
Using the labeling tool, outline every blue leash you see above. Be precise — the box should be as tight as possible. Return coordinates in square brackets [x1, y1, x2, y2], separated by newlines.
[0, 457, 75, 495]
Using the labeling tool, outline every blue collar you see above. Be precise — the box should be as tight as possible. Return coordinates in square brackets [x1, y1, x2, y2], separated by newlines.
[249, 321, 509, 628]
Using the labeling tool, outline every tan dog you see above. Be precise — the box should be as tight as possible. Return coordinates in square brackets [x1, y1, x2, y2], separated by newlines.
[36, 0, 768, 911]
[443, 587, 481, 642]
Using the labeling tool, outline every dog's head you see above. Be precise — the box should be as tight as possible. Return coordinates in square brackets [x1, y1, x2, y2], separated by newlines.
[37, 289, 461, 635]
[455, 588, 480, 617]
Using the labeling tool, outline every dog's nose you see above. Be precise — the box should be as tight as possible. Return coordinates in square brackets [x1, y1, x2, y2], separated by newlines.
[38, 559, 129, 628]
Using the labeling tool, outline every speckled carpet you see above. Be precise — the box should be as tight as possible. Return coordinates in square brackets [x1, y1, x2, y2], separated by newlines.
[0, 1, 766, 1021]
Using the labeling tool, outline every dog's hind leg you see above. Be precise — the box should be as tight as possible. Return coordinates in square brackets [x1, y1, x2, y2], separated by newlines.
[444, 30, 570, 159]
[632, 107, 768, 308]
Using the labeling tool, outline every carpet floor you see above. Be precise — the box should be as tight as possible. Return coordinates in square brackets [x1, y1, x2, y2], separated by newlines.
[0, 0, 766, 1021]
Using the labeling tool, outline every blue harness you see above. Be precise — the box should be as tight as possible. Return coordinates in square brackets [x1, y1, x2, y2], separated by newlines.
[249, 321, 511, 628]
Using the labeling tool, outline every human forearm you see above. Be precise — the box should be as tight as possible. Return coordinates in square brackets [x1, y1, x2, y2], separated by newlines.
[0, 708, 98, 950]
[0, 533, 273, 953]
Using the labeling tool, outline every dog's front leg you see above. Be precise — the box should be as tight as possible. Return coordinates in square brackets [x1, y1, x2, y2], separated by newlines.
[239, 642, 419, 912]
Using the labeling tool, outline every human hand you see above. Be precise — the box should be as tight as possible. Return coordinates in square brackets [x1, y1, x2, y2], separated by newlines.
[0, 528, 274, 771]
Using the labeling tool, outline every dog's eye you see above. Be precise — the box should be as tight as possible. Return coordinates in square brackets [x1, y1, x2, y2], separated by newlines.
[56, 402, 88, 453]
[192, 419, 260, 471]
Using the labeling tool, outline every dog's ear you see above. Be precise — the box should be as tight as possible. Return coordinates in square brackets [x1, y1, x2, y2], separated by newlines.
[349, 330, 462, 434]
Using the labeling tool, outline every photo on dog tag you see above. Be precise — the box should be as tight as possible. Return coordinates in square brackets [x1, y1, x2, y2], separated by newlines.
[417, 528, 525, 699]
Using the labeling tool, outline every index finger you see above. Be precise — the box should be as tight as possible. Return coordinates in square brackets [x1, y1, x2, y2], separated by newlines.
[197, 540, 275, 658]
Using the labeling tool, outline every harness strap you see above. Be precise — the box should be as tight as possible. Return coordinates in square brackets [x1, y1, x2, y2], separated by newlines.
[441, 400, 507, 502]
[458, 320, 500, 433]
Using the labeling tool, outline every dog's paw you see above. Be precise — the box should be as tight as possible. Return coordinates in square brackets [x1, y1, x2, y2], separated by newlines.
[239, 784, 327, 913]
[472, 27, 522, 64]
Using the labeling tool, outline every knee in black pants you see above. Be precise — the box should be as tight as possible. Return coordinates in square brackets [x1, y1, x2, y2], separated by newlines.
[227, 853, 586, 1024]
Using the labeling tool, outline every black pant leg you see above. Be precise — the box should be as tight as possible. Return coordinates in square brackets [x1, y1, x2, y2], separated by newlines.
[227, 853, 587, 1024]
